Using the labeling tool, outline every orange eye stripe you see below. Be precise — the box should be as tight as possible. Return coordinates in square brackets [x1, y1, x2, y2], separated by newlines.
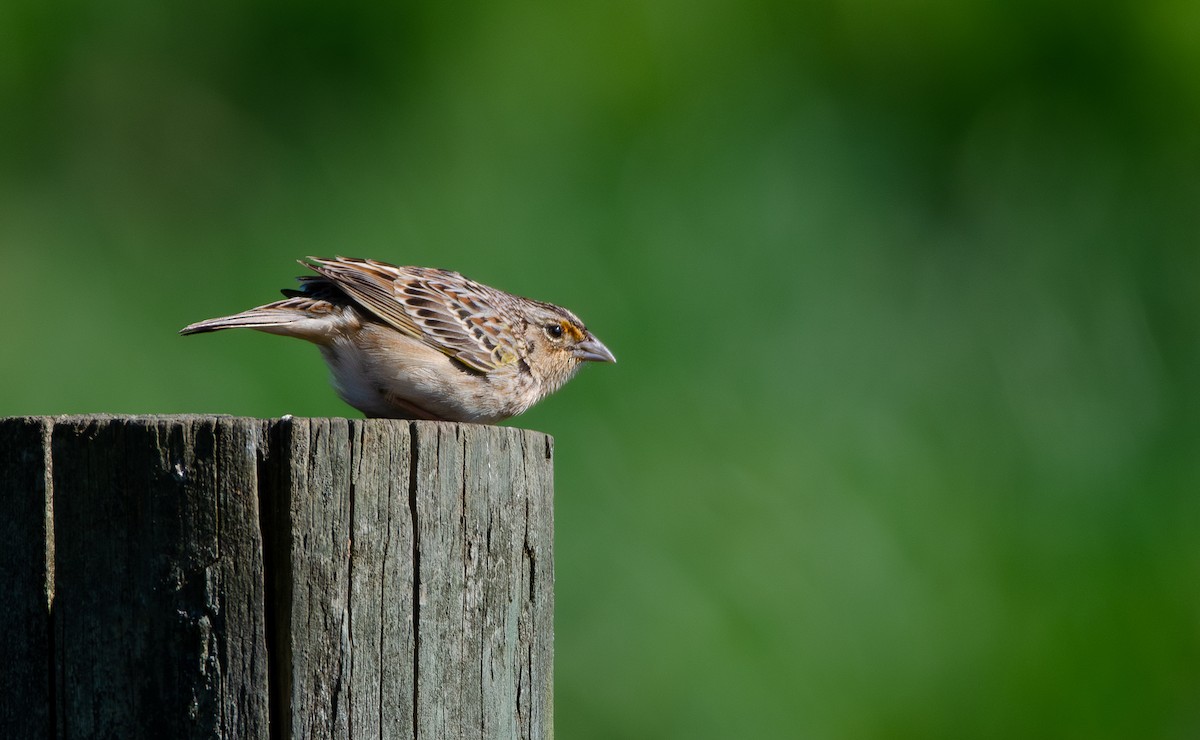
[563, 322, 585, 341]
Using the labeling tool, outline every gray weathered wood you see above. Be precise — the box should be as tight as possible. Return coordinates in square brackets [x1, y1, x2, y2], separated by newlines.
[49, 416, 271, 739]
[0, 418, 52, 739]
[0, 415, 554, 740]
[408, 422, 555, 740]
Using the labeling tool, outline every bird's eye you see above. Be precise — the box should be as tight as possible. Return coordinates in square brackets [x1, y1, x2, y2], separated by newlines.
[544, 323, 564, 340]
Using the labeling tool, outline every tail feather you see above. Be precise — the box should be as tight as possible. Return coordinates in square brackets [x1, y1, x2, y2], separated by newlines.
[180, 296, 342, 341]
[179, 307, 307, 335]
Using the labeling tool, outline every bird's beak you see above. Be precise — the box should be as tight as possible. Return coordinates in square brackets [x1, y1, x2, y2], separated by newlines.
[574, 335, 617, 364]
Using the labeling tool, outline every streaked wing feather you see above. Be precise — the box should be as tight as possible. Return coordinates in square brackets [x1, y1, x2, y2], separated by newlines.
[307, 257, 521, 372]
[305, 258, 425, 338]
[399, 278, 521, 371]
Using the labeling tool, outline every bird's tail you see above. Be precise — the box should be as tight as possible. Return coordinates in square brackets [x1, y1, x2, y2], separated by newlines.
[179, 297, 336, 341]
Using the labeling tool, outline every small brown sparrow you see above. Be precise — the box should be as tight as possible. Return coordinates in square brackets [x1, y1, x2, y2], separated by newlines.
[181, 257, 616, 423]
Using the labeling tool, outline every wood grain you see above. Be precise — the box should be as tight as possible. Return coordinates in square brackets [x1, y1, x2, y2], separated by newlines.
[0, 416, 554, 740]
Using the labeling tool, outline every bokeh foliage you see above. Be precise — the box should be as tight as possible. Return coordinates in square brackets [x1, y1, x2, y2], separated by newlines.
[3, 0, 1198, 737]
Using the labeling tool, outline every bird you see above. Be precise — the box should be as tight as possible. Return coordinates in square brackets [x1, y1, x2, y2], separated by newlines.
[180, 257, 615, 423]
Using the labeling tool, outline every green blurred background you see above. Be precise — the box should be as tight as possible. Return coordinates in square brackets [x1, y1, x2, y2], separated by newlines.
[3, 0, 1199, 736]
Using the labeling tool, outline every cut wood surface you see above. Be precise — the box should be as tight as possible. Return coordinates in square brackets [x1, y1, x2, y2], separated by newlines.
[0, 415, 554, 740]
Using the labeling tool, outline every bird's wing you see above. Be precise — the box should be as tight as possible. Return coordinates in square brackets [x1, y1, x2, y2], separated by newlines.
[304, 257, 522, 372]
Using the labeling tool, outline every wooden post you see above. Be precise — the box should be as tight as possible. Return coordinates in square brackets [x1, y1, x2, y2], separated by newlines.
[0, 415, 554, 740]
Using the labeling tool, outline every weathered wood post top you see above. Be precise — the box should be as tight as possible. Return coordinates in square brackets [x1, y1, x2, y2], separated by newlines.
[0, 414, 555, 740]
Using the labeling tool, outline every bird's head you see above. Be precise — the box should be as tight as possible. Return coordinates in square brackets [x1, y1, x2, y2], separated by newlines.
[522, 303, 615, 389]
